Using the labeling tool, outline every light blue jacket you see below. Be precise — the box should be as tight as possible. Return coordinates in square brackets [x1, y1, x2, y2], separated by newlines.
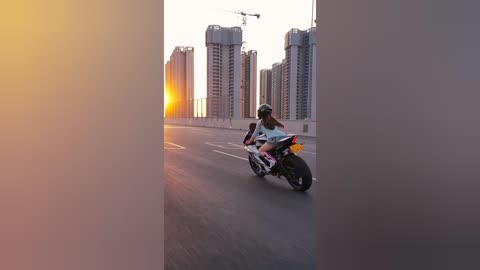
[251, 120, 286, 139]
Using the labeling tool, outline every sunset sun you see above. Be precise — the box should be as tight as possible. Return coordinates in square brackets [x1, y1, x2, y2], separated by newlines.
[164, 90, 170, 107]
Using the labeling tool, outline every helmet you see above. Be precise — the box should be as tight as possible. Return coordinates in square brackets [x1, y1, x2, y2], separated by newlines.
[257, 104, 273, 119]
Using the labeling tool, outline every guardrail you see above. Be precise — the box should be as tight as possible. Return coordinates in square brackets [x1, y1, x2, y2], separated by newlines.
[164, 117, 317, 137]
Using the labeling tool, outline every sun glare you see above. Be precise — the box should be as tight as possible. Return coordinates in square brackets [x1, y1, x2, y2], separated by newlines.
[164, 88, 172, 116]
[164, 90, 170, 107]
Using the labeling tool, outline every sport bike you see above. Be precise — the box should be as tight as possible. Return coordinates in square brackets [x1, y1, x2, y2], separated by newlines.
[244, 134, 313, 192]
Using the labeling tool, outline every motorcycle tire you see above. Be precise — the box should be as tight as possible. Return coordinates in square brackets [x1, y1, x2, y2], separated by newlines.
[282, 155, 312, 192]
[248, 156, 266, 178]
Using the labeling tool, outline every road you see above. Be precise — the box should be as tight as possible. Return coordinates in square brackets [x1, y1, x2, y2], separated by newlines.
[164, 125, 316, 270]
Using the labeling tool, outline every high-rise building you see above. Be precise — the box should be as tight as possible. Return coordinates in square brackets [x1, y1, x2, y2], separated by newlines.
[271, 62, 283, 118]
[205, 25, 242, 119]
[165, 46, 194, 118]
[281, 58, 289, 119]
[282, 27, 316, 120]
[241, 50, 257, 118]
[259, 69, 272, 106]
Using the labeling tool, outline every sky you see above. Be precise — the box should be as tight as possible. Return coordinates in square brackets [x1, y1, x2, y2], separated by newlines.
[165, 0, 316, 103]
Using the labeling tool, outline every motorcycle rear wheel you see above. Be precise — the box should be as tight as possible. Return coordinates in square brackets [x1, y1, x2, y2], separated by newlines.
[282, 155, 312, 191]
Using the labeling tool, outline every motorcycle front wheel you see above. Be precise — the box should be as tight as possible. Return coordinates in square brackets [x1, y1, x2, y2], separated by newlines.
[248, 156, 266, 178]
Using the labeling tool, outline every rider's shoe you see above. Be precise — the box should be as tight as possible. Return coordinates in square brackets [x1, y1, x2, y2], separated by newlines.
[264, 153, 277, 168]
[256, 155, 271, 172]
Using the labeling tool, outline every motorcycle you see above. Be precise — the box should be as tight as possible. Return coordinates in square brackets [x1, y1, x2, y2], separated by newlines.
[244, 133, 313, 192]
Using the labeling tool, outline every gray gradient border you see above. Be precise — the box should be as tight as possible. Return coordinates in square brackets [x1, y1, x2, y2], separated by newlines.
[315, 0, 480, 269]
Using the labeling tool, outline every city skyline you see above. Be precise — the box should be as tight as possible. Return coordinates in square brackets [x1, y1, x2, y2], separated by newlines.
[166, 25, 316, 120]
[165, 0, 316, 107]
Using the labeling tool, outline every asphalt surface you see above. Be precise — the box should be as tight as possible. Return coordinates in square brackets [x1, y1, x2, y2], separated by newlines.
[164, 125, 316, 270]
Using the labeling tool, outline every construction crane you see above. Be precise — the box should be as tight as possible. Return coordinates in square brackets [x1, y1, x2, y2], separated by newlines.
[311, 0, 315, 28]
[225, 10, 260, 52]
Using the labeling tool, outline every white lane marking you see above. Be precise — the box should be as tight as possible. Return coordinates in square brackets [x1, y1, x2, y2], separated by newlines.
[205, 142, 222, 147]
[301, 150, 316, 155]
[212, 150, 249, 161]
[227, 142, 247, 147]
[164, 142, 186, 149]
[206, 142, 244, 149]
[214, 148, 317, 181]
[190, 129, 208, 133]
[189, 130, 214, 136]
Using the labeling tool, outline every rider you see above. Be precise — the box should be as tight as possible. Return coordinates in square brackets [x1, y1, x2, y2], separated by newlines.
[245, 104, 286, 167]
